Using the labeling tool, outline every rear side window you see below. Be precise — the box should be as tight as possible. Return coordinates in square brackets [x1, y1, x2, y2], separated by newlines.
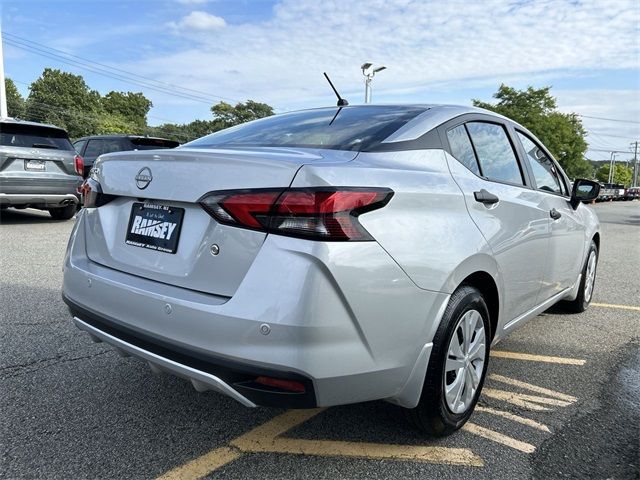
[446, 125, 480, 175]
[466, 122, 523, 185]
[84, 139, 105, 158]
[516, 132, 565, 195]
[73, 140, 87, 154]
[0, 123, 74, 151]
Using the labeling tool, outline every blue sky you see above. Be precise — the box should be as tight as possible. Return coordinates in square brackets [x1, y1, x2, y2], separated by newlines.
[2, 0, 639, 161]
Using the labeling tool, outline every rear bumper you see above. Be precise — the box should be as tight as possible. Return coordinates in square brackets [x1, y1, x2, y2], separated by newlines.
[0, 193, 79, 207]
[65, 295, 316, 408]
[63, 211, 447, 408]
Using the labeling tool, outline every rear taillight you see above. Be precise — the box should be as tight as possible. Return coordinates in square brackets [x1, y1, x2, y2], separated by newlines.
[199, 187, 393, 241]
[82, 178, 114, 208]
[74, 155, 84, 176]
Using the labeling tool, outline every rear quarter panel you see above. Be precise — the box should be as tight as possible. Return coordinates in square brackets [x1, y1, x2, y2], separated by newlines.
[290, 149, 498, 296]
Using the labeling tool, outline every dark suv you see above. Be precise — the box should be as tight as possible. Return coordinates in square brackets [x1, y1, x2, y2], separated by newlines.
[0, 119, 83, 220]
[73, 135, 179, 177]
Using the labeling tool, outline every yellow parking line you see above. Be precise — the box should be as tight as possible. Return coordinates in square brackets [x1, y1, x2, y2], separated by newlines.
[489, 374, 577, 402]
[491, 351, 586, 365]
[592, 302, 640, 312]
[474, 406, 551, 432]
[156, 446, 241, 480]
[231, 409, 483, 467]
[482, 388, 573, 411]
[463, 422, 536, 453]
[240, 437, 484, 467]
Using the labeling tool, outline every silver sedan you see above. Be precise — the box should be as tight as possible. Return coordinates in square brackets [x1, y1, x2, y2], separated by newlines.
[63, 105, 600, 436]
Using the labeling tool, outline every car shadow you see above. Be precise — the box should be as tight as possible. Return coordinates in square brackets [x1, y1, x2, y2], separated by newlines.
[0, 207, 75, 225]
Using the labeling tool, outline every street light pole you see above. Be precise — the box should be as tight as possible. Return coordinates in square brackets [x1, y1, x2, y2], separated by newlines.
[632, 141, 639, 188]
[361, 63, 386, 104]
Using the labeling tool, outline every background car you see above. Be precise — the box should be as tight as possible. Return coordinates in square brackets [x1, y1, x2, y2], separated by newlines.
[73, 135, 179, 177]
[64, 105, 600, 436]
[0, 118, 83, 219]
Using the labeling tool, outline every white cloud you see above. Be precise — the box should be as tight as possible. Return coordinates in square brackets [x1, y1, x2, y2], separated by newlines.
[175, 0, 210, 4]
[168, 11, 226, 31]
[130, 0, 638, 116]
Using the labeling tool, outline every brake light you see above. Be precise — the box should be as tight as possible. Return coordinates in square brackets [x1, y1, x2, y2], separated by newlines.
[74, 155, 84, 176]
[199, 187, 393, 241]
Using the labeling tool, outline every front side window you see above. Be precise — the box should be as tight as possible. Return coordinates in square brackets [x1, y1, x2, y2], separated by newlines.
[446, 125, 480, 175]
[516, 132, 564, 195]
[466, 122, 523, 185]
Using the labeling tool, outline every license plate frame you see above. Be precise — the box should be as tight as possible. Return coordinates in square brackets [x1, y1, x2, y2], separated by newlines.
[125, 203, 185, 254]
[24, 159, 46, 171]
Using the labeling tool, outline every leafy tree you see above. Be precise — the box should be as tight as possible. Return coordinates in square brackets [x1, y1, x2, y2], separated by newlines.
[211, 100, 274, 128]
[96, 113, 137, 135]
[25, 68, 102, 137]
[101, 91, 152, 129]
[473, 85, 591, 179]
[5, 78, 26, 118]
[596, 163, 633, 186]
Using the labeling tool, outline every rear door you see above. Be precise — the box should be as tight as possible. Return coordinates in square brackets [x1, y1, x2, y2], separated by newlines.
[514, 130, 585, 299]
[441, 117, 550, 321]
[83, 139, 105, 169]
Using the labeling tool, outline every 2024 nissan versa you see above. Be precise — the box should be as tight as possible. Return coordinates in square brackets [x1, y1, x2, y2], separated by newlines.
[62, 105, 600, 436]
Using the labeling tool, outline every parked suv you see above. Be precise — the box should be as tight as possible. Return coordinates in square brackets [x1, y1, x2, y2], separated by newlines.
[0, 119, 83, 219]
[73, 135, 179, 177]
[63, 105, 600, 436]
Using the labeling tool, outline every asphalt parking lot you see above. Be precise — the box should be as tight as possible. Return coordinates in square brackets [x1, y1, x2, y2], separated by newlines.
[1, 201, 638, 480]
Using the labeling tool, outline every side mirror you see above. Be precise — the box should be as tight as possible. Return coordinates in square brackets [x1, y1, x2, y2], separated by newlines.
[571, 179, 600, 209]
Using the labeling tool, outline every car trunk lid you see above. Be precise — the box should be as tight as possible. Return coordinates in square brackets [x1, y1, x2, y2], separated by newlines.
[84, 147, 356, 297]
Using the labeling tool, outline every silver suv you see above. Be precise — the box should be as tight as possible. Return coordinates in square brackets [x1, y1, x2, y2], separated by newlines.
[62, 105, 600, 435]
[0, 119, 83, 219]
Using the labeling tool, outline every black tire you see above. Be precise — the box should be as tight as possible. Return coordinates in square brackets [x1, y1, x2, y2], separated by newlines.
[48, 204, 77, 220]
[560, 241, 598, 313]
[404, 285, 491, 437]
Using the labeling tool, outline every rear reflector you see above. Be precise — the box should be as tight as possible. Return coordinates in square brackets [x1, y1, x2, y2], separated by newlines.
[199, 187, 393, 241]
[255, 376, 306, 393]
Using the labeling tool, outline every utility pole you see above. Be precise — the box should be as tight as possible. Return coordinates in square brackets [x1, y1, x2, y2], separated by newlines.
[632, 141, 639, 188]
[0, 21, 8, 119]
[608, 152, 618, 184]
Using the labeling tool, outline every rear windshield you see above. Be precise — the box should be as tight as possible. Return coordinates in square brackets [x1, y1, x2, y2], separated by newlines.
[131, 138, 179, 150]
[184, 106, 427, 152]
[0, 123, 74, 150]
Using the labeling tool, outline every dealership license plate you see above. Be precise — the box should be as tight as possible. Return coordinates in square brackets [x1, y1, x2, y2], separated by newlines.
[24, 160, 46, 171]
[125, 203, 184, 254]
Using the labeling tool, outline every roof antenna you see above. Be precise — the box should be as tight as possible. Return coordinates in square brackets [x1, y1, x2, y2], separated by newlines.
[323, 72, 349, 107]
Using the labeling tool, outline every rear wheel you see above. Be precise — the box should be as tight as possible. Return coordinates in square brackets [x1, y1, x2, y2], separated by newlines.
[48, 204, 77, 220]
[404, 285, 491, 436]
[561, 241, 598, 313]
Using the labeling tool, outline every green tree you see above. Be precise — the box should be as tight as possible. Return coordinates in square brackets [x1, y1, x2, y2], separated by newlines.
[25, 68, 102, 137]
[96, 113, 137, 135]
[211, 100, 274, 128]
[5, 78, 26, 118]
[596, 163, 633, 186]
[101, 91, 152, 129]
[473, 85, 591, 179]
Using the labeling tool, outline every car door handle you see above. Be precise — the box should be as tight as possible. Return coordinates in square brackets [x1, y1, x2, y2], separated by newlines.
[474, 189, 499, 205]
[550, 208, 562, 220]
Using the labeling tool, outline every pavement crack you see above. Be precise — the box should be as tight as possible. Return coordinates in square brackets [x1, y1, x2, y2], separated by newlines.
[0, 350, 110, 379]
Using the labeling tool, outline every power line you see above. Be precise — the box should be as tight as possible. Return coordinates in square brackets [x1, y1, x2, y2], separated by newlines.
[2, 32, 239, 104]
[579, 114, 640, 125]
[2, 35, 238, 106]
